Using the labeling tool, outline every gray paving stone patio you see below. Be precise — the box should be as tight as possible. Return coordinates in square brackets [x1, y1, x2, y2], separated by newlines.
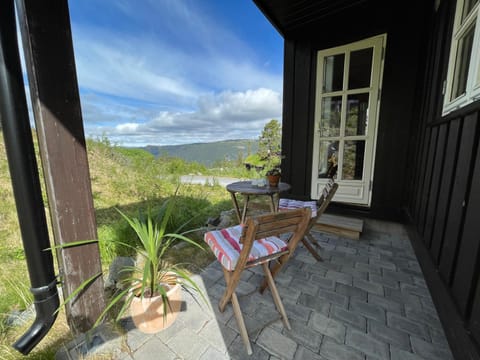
[56, 219, 454, 360]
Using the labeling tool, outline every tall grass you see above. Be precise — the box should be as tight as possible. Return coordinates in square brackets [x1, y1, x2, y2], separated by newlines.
[0, 133, 236, 358]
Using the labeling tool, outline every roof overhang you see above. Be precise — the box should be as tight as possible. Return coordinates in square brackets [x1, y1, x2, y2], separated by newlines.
[253, 0, 369, 37]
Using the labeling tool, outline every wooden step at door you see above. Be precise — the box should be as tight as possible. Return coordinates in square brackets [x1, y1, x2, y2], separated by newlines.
[313, 214, 364, 240]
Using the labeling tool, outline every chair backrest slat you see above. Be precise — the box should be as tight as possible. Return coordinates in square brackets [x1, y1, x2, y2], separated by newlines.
[239, 208, 311, 247]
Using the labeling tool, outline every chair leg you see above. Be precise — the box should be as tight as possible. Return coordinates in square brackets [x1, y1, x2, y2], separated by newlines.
[261, 263, 291, 330]
[302, 235, 323, 261]
[219, 267, 242, 312]
[220, 268, 252, 354]
[231, 292, 252, 355]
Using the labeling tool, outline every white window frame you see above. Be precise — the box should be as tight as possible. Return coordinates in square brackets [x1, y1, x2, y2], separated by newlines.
[443, 0, 480, 115]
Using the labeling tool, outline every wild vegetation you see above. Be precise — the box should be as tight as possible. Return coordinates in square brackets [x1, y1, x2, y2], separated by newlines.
[0, 133, 251, 359]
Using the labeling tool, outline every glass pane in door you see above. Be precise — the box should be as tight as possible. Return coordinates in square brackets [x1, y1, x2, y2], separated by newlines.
[348, 48, 373, 89]
[346, 93, 369, 136]
[323, 54, 344, 92]
[320, 96, 342, 137]
[343, 140, 365, 180]
[318, 140, 339, 178]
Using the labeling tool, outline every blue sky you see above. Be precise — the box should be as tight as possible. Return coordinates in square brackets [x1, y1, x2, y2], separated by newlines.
[67, 0, 284, 147]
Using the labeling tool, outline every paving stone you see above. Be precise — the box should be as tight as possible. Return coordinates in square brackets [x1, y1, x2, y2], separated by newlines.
[283, 266, 310, 280]
[211, 300, 235, 324]
[228, 335, 270, 360]
[353, 278, 384, 296]
[346, 327, 389, 359]
[166, 327, 209, 359]
[289, 278, 319, 296]
[310, 274, 336, 290]
[367, 319, 411, 351]
[349, 299, 385, 323]
[317, 288, 349, 308]
[294, 345, 329, 360]
[133, 336, 177, 360]
[410, 336, 454, 360]
[283, 318, 322, 352]
[390, 346, 425, 360]
[257, 327, 298, 360]
[283, 299, 312, 323]
[199, 346, 229, 360]
[227, 306, 282, 341]
[369, 258, 397, 271]
[331, 306, 367, 331]
[330, 256, 356, 268]
[303, 263, 328, 276]
[339, 265, 368, 280]
[335, 245, 358, 255]
[368, 294, 404, 315]
[335, 283, 368, 301]
[199, 319, 237, 352]
[404, 304, 442, 330]
[298, 293, 331, 315]
[384, 288, 422, 309]
[369, 273, 400, 289]
[401, 283, 432, 299]
[429, 327, 451, 348]
[382, 269, 413, 284]
[319, 338, 364, 360]
[121, 318, 156, 351]
[308, 312, 346, 344]
[201, 267, 225, 287]
[387, 312, 430, 341]
[326, 270, 353, 286]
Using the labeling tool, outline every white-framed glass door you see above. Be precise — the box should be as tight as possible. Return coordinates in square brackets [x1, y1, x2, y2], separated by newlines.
[311, 34, 386, 205]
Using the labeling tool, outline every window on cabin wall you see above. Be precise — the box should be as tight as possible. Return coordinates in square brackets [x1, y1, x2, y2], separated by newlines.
[443, 0, 480, 114]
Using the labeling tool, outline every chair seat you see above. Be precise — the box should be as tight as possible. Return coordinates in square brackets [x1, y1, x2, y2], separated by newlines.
[204, 225, 288, 271]
[279, 199, 317, 218]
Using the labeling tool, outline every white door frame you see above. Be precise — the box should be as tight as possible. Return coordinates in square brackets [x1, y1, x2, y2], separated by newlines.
[311, 34, 386, 206]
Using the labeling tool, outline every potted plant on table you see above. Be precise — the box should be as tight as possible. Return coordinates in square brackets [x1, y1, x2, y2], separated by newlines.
[61, 198, 205, 334]
[265, 167, 281, 187]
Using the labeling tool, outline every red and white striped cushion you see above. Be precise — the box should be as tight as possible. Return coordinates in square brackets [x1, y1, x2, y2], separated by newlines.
[204, 225, 288, 271]
[278, 199, 317, 218]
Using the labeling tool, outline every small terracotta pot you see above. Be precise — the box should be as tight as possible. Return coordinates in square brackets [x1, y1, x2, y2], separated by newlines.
[267, 174, 281, 187]
[129, 279, 182, 333]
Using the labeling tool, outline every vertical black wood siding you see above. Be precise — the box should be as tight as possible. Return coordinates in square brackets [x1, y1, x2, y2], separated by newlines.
[406, 1, 480, 356]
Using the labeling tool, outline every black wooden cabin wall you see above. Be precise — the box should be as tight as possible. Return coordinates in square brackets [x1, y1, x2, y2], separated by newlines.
[406, 0, 480, 355]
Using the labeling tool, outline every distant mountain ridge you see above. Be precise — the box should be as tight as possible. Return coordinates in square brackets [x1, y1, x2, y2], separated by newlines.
[142, 139, 259, 166]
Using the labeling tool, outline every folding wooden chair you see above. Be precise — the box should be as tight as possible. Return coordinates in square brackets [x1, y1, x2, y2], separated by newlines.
[204, 208, 311, 354]
[278, 178, 338, 261]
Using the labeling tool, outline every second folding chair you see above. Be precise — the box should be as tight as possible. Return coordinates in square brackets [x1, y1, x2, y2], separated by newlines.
[278, 178, 338, 261]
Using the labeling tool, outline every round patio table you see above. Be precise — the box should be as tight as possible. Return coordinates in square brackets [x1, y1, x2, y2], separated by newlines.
[226, 181, 291, 224]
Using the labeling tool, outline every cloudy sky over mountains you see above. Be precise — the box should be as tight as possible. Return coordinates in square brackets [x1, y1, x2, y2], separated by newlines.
[68, 0, 283, 146]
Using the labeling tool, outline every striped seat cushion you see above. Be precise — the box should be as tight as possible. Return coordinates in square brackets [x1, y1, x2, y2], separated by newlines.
[204, 225, 288, 271]
[278, 198, 317, 218]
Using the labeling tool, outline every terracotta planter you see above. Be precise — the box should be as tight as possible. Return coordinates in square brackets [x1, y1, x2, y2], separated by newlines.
[129, 279, 182, 334]
[267, 174, 281, 187]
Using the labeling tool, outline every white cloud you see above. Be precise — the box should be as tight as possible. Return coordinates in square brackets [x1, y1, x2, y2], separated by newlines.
[84, 88, 282, 146]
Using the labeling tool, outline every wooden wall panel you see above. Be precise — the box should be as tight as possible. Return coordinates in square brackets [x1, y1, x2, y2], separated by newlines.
[413, 127, 432, 225]
[430, 119, 461, 264]
[451, 118, 480, 316]
[424, 124, 447, 249]
[418, 126, 438, 237]
[438, 114, 477, 285]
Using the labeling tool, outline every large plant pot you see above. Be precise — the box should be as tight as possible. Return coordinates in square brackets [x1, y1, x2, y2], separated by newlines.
[129, 280, 182, 334]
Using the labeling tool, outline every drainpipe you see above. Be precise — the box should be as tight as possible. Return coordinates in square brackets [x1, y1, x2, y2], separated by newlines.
[0, 0, 59, 355]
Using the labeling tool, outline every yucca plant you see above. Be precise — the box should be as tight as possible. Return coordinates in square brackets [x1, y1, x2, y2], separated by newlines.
[59, 197, 206, 332]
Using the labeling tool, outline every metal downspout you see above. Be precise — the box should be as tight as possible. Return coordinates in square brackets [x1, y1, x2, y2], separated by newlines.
[0, 0, 59, 355]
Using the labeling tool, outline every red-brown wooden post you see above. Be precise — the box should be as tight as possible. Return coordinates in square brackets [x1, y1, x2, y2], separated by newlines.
[15, 0, 105, 333]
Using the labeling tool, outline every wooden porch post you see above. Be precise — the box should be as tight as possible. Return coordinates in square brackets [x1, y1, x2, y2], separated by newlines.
[15, 0, 105, 333]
